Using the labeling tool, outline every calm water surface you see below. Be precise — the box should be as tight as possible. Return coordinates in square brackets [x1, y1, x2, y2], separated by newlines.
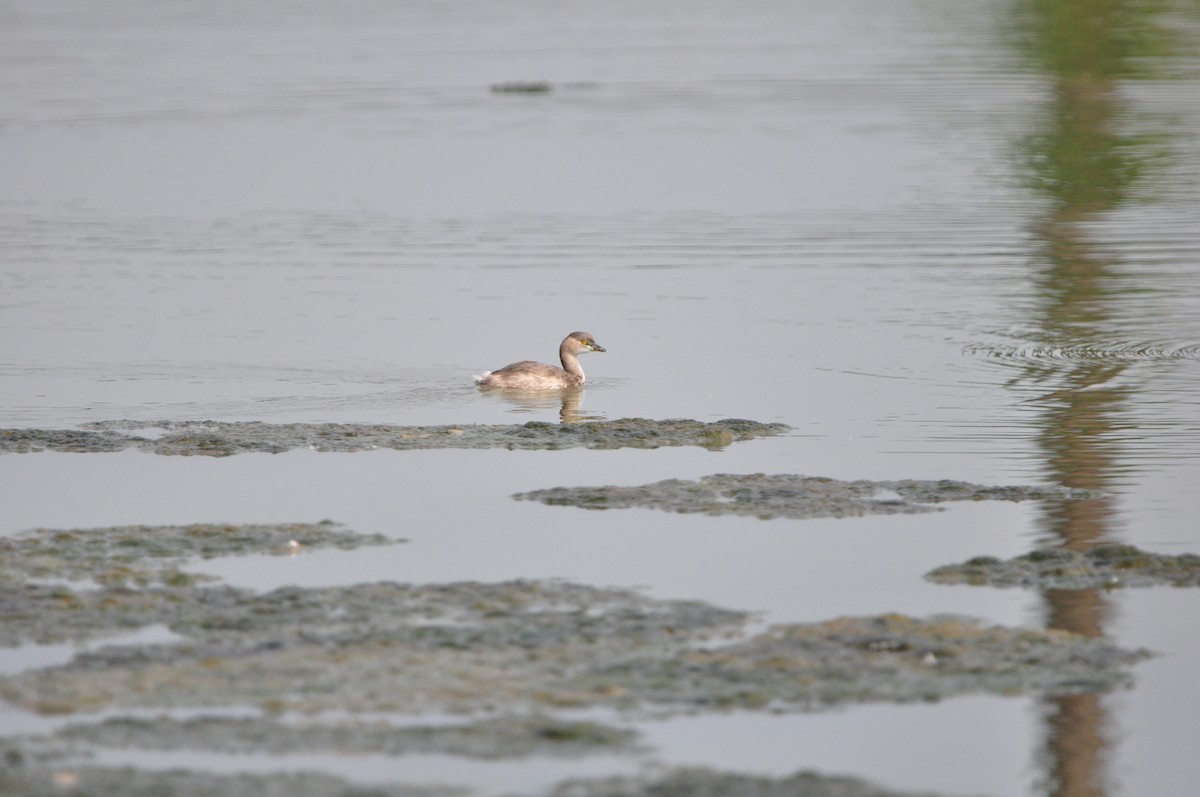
[2, 1, 1200, 795]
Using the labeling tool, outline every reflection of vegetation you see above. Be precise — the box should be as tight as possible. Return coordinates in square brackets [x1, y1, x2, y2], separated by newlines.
[1023, 101, 1157, 213]
[1015, 0, 1173, 79]
[1015, 0, 1174, 212]
[1008, 3, 1186, 796]
[1009, 0, 1182, 499]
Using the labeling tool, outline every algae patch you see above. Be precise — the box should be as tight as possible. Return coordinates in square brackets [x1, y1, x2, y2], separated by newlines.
[1, 418, 789, 456]
[0, 520, 1148, 789]
[54, 714, 640, 759]
[927, 544, 1200, 589]
[0, 521, 396, 590]
[515, 473, 1098, 520]
[0, 536, 1148, 797]
[0, 582, 1142, 716]
[0, 763, 462, 797]
[0, 580, 748, 715]
[0, 754, 984, 797]
[580, 613, 1145, 709]
[547, 767, 965, 797]
[0, 522, 1145, 716]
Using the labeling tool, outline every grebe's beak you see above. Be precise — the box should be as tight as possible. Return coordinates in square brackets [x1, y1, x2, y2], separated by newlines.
[589, 341, 606, 353]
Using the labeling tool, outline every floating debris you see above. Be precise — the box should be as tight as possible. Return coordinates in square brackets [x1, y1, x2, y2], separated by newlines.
[490, 80, 553, 93]
[54, 714, 640, 759]
[926, 544, 1200, 589]
[515, 473, 1098, 520]
[0, 521, 396, 591]
[0, 418, 789, 456]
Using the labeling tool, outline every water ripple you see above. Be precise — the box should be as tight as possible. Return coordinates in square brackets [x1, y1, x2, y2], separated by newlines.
[964, 340, 1200, 364]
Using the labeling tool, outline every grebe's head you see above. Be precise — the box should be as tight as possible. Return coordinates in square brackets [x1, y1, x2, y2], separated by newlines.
[565, 331, 606, 354]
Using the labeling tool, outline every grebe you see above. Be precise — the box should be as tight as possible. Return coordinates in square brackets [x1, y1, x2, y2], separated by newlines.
[474, 331, 606, 389]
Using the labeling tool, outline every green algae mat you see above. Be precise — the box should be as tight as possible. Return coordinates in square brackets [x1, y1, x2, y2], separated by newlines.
[0, 523, 1146, 717]
[515, 473, 1101, 519]
[0, 418, 789, 455]
[0, 757, 975, 797]
[927, 544, 1200, 589]
[0, 586, 1145, 715]
[0, 521, 395, 590]
[0, 519, 1157, 797]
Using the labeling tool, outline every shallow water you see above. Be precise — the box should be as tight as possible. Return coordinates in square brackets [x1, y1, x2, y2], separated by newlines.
[3, 0, 1200, 795]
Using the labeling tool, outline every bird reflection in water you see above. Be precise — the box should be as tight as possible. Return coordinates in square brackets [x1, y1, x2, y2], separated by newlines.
[478, 384, 602, 423]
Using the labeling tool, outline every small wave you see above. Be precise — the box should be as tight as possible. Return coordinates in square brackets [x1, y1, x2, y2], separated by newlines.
[964, 340, 1200, 364]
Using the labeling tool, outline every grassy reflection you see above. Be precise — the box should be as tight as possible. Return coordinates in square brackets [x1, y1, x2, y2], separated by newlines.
[1012, 0, 1182, 543]
[1017, 0, 1170, 213]
[1015, 0, 1175, 526]
[1009, 1, 1181, 796]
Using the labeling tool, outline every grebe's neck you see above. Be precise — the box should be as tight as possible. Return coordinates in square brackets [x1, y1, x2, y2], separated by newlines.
[559, 341, 585, 383]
